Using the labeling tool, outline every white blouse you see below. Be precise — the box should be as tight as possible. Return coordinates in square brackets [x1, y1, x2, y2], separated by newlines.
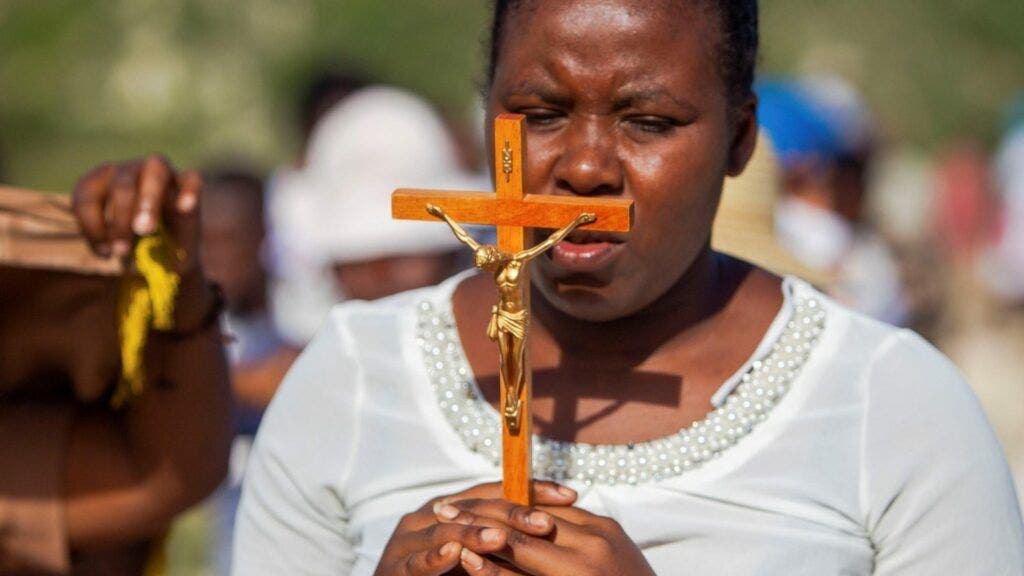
[234, 273, 1024, 575]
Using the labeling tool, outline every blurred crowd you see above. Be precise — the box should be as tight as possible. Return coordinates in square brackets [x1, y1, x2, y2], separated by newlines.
[191, 70, 490, 576]
[2, 61, 1023, 573]
[758, 77, 1024, 509]
[749, 76, 1024, 510]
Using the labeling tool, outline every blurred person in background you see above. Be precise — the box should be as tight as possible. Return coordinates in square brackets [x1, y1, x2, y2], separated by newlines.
[268, 84, 487, 345]
[712, 131, 831, 288]
[293, 69, 373, 168]
[932, 142, 1000, 267]
[262, 69, 370, 345]
[199, 164, 296, 575]
[758, 76, 910, 325]
[0, 181, 232, 575]
[941, 100, 1024, 507]
[980, 100, 1024, 304]
[201, 165, 296, 417]
[986, 100, 1024, 500]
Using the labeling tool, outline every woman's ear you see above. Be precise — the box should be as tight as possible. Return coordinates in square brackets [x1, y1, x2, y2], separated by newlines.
[726, 96, 759, 177]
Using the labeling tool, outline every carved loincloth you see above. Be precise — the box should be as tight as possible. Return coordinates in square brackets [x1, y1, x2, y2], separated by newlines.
[487, 305, 527, 341]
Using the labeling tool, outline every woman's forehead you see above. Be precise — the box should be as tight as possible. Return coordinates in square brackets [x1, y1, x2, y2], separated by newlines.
[499, 0, 716, 71]
[505, 0, 704, 40]
[538, 0, 658, 33]
[495, 0, 721, 102]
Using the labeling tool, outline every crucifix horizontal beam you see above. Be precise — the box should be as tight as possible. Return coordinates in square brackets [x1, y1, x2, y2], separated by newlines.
[392, 190, 634, 232]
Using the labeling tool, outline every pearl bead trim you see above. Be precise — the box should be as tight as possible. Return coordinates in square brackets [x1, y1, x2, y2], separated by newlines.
[415, 292, 826, 486]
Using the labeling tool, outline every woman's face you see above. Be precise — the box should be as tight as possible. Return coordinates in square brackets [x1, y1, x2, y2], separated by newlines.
[486, 0, 756, 322]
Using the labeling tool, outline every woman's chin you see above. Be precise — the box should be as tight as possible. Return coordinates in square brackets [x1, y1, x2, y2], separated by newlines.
[534, 279, 637, 324]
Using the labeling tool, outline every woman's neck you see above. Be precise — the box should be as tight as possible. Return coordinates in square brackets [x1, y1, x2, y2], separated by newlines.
[531, 248, 751, 369]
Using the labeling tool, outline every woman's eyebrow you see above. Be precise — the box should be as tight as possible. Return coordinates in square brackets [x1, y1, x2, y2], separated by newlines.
[613, 88, 691, 111]
[504, 82, 572, 106]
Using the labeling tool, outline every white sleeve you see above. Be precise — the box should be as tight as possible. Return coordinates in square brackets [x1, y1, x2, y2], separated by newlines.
[233, 310, 364, 575]
[862, 330, 1024, 575]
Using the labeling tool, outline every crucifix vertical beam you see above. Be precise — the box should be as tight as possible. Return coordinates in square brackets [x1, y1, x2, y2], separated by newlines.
[493, 114, 532, 504]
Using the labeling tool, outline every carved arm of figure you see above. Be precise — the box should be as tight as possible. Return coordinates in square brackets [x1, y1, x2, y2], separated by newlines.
[515, 212, 597, 262]
[426, 204, 481, 252]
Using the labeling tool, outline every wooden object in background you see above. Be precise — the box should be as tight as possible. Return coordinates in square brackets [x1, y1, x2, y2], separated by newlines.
[0, 185, 121, 276]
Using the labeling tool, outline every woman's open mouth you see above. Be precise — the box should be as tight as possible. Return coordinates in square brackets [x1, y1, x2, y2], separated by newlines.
[548, 231, 626, 273]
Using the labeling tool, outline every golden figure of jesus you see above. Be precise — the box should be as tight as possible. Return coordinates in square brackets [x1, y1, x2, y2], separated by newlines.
[426, 203, 596, 432]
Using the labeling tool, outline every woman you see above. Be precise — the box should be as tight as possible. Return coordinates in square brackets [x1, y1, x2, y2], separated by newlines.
[73, 1, 1023, 574]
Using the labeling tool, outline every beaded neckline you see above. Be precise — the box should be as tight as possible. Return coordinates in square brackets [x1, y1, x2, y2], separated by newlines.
[415, 281, 826, 486]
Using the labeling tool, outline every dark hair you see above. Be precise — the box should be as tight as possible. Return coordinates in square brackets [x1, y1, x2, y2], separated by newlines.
[486, 0, 759, 107]
[201, 164, 266, 222]
[297, 70, 372, 145]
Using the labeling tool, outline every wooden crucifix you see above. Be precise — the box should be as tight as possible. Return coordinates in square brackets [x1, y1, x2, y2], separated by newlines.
[392, 114, 633, 504]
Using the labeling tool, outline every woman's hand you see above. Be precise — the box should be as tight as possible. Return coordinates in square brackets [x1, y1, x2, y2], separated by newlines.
[73, 155, 202, 268]
[433, 497, 656, 576]
[373, 481, 577, 576]
[72, 155, 211, 326]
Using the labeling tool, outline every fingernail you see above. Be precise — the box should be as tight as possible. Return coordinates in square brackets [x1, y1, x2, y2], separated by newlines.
[436, 504, 459, 521]
[557, 485, 576, 498]
[439, 541, 458, 556]
[133, 212, 153, 235]
[112, 240, 131, 257]
[177, 193, 197, 213]
[528, 511, 550, 528]
[480, 528, 503, 544]
[461, 548, 484, 571]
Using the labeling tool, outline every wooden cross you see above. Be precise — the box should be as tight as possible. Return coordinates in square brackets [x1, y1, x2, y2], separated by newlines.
[392, 114, 633, 504]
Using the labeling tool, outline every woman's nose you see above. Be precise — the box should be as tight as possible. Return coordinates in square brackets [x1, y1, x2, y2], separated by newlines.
[552, 119, 624, 197]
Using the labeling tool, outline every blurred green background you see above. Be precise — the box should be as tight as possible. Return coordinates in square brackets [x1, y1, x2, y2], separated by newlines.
[0, 0, 1022, 190]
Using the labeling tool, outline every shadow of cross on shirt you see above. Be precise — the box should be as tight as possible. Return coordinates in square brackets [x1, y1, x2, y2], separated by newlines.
[476, 367, 684, 440]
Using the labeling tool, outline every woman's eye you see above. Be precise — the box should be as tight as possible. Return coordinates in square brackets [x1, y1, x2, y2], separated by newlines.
[626, 116, 677, 134]
[522, 109, 564, 127]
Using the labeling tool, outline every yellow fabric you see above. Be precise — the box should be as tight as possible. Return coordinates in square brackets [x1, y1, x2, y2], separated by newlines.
[112, 230, 180, 408]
